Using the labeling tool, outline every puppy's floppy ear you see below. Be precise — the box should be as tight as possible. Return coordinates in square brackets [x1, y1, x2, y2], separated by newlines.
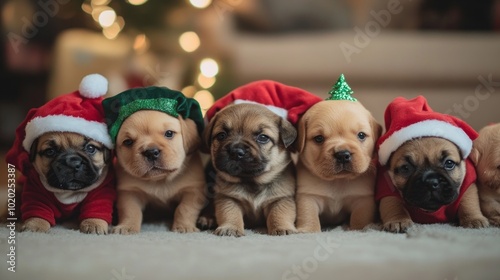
[102, 147, 112, 164]
[29, 138, 39, 162]
[294, 116, 307, 153]
[469, 147, 480, 165]
[370, 116, 383, 142]
[201, 114, 217, 153]
[179, 117, 201, 155]
[279, 117, 297, 149]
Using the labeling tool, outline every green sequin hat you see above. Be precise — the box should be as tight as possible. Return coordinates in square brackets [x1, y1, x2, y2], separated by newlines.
[102, 86, 204, 143]
[326, 74, 357, 102]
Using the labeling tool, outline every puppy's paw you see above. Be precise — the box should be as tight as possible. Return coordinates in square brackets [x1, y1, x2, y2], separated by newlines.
[112, 224, 140, 235]
[296, 226, 321, 234]
[21, 217, 51, 233]
[460, 216, 489, 229]
[172, 224, 200, 233]
[197, 216, 217, 230]
[80, 218, 108, 235]
[383, 219, 414, 233]
[214, 225, 244, 237]
[269, 227, 298, 236]
[487, 216, 500, 227]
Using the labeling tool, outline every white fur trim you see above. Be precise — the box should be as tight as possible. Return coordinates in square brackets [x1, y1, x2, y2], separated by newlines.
[234, 99, 288, 119]
[79, 74, 108, 99]
[378, 119, 473, 165]
[54, 192, 88, 204]
[23, 115, 113, 151]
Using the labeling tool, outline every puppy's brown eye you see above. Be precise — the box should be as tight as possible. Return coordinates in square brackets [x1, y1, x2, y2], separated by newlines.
[216, 132, 227, 141]
[256, 134, 270, 144]
[357, 132, 367, 141]
[314, 135, 324, 143]
[165, 130, 175, 139]
[123, 139, 134, 147]
[444, 160, 456, 171]
[85, 144, 97, 155]
[396, 164, 413, 176]
[42, 148, 56, 157]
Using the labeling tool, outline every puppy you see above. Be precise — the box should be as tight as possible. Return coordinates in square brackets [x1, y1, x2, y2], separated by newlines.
[205, 104, 298, 237]
[112, 110, 206, 234]
[379, 137, 489, 232]
[22, 132, 115, 234]
[295, 100, 382, 232]
[471, 123, 500, 226]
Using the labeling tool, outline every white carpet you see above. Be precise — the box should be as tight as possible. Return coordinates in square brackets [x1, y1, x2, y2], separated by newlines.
[1, 223, 500, 280]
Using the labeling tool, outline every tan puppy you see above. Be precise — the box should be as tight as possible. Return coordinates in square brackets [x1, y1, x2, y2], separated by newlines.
[380, 138, 489, 232]
[23, 132, 114, 234]
[205, 104, 298, 237]
[471, 123, 500, 226]
[112, 110, 206, 234]
[295, 100, 382, 232]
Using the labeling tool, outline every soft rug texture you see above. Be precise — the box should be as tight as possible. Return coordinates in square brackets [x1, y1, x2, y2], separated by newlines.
[1, 223, 499, 280]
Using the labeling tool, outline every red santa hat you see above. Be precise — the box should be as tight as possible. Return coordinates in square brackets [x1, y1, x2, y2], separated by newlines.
[377, 96, 478, 166]
[205, 80, 322, 125]
[18, 74, 113, 152]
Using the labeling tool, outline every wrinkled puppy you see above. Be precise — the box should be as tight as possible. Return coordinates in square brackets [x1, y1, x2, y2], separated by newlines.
[103, 87, 206, 234]
[21, 132, 114, 233]
[295, 100, 381, 232]
[6, 74, 115, 234]
[205, 104, 298, 237]
[377, 96, 488, 233]
[471, 123, 500, 226]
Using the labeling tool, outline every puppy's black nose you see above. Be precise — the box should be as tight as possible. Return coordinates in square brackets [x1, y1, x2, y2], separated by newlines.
[228, 145, 248, 160]
[65, 155, 83, 170]
[334, 150, 352, 164]
[423, 172, 440, 190]
[143, 148, 161, 161]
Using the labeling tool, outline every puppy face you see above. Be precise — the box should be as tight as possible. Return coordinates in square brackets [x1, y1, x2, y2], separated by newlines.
[296, 100, 381, 180]
[471, 124, 500, 190]
[116, 110, 200, 180]
[387, 137, 466, 211]
[31, 132, 110, 192]
[204, 104, 296, 180]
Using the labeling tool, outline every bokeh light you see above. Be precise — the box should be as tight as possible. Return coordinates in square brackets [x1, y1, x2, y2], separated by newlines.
[182, 85, 197, 97]
[197, 73, 216, 89]
[127, 0, 149, 6]
[199, 58, 219, 78]
[189, 0, 212, 9]
[194, 90, 215, 116]
[98, 9, 116, 27]
[179, 31, 200, 53]
[133, 34, 150, 54]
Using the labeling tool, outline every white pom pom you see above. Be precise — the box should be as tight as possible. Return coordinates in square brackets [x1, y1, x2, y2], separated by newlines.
[79, 74, 108, 98]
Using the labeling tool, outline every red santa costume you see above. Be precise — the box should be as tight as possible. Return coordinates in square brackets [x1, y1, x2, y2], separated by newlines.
[205, 80, 323, 125]
[6, 74, 116, 226]
[376, 96, 478, 224]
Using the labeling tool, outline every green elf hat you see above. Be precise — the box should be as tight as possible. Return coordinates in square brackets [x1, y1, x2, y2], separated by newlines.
[326, 74, 357, 102]
[102, 86, 204, 143]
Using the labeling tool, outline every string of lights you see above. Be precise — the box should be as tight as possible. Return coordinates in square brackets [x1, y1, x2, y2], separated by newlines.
[81, 0, 217, 116]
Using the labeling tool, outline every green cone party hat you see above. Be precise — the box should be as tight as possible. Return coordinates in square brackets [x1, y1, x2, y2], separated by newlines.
[326, 74, 357, 102]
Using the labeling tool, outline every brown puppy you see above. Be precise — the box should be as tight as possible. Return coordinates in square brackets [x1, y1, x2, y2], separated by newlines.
[205, 104, 298, 237]
[295, 100, 382, 232]
[380, 138, 489, 232]
[471, 123, 500, 226]
[23, 132, 114, 234]
[112, 110, 206, 234]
